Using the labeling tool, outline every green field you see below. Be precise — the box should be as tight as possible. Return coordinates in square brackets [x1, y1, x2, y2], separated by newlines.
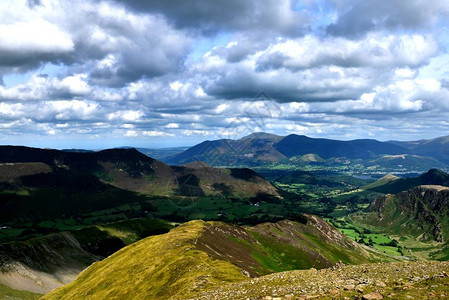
[325, 217, 406, 258]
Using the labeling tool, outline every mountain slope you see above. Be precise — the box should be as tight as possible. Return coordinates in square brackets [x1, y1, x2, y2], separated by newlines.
[274, 134, 407, 159]
[0, 147, 282, 233]
[0, 146, 281, 199]
[165, 133, 285, 166]
[364, 154, 447, 171]
[0, 218, 172, 294]
[359, 185, 449, 243]
[0, 166, 150, 224]
[351, 183, 449, 261]
[43, 216, 383, 300]
[364, 169, 449, 194]
[42, 220, 248, 300]
[391, 135, 449, 164]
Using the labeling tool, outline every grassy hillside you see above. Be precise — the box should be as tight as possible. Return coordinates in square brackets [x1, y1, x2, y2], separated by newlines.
[43, 216, 387, 300]
[42, 220, 247, 300]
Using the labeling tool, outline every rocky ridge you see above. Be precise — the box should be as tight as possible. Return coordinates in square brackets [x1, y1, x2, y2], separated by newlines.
[194, 261, 449, 299]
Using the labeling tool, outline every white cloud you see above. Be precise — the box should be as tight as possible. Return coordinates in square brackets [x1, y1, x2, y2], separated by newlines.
[165, 123, 179, 129]
[0, 19, 73, 53]
[215, 104, 229, 114]
[256, 33, 438, 70]
[51, 74, 91, 96]
[142, 130, 174, 137]
[107, 110, 144, 122]
[124, 130, 138, 137]
[169, 81, 183, 91]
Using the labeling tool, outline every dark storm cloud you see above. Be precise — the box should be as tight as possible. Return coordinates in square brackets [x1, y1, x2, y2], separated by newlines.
[112, 0, 309, 36]
[327, 0, 449, 38]
[201, 66, 365, 103]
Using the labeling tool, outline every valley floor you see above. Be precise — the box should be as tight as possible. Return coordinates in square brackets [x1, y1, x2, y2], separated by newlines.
[194, 261, 449, 300]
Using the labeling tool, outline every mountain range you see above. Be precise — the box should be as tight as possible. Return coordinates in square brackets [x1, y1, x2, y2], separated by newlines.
[164, 132, 449, 169]
[0, 145, 283, 245]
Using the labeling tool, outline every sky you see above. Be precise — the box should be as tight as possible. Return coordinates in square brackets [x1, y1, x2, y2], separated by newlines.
[1, 0, 449, 149]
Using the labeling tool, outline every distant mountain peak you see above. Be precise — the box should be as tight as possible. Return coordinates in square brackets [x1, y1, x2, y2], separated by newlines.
[241, 132, 282, 141]
[381, 174, 399, 180]
[181, 161, 211, 169]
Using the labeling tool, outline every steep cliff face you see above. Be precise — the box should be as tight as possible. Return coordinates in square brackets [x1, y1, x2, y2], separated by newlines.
[363, 185, 449, 243]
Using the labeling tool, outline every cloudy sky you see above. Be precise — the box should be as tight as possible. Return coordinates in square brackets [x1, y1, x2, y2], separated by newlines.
[1, 0, 449, 149]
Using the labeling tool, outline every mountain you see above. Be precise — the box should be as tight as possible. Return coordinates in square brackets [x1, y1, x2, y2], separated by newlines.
[0, 146, 283, 245]
[364, 154, 447, 171]
[0, 146, 280, 199]
[166, 133, 414, 166]
[0, 164, 150, 225]
[353, 183, 449, 260]
[390, 135, 449, 164]
[43, 215, 384, 300]
[273, 134, 407, 159]
[365, 185, 449, 241]
[0, 218, 172, 295]
[165, 132, 285, 166]
[364, 169, 449, 194]
[362, 174, 399, 190]
[165, 133, 449, 171]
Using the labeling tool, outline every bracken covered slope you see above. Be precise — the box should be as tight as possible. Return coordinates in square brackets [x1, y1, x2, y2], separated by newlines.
[42, 216, 383, 300]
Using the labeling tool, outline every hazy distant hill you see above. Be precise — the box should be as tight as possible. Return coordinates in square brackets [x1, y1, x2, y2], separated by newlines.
[390, 135, 449, 164]
[364, 154, 447, 171]
[364, 169, 449, 194]
[273, 134, 407, 159]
